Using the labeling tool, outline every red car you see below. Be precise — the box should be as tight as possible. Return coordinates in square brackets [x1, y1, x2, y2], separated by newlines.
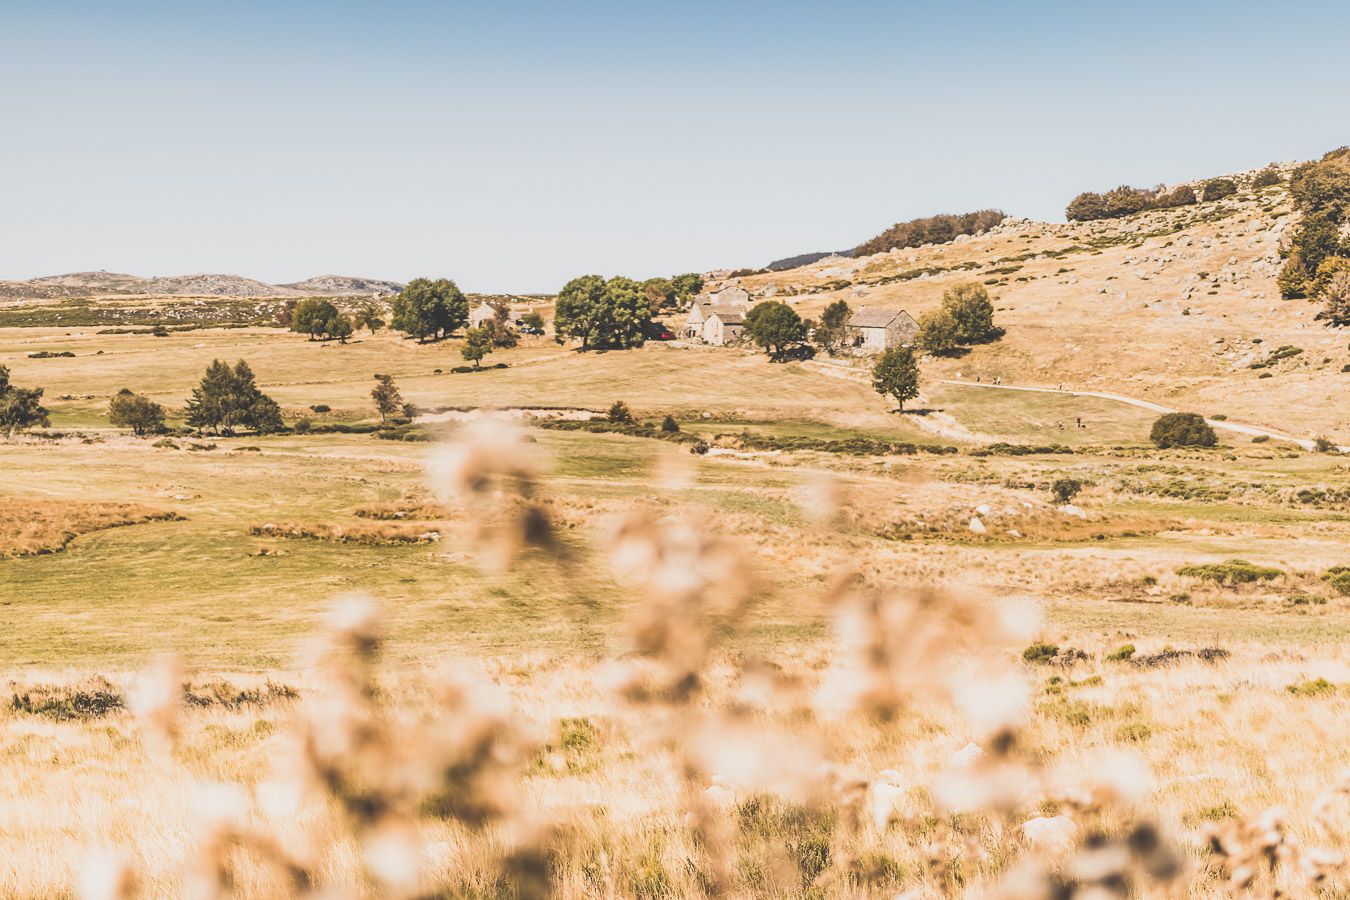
[649, 327, 675, 341]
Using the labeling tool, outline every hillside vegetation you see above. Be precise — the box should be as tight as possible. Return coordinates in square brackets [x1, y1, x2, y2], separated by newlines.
[727, 157, 1350, 443]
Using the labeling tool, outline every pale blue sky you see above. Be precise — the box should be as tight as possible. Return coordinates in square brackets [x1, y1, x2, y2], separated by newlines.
[2, 0, 1347, 292]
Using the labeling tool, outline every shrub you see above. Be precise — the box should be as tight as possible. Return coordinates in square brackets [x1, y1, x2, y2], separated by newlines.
[310, 404, 331, 413]
[607, 400, 635, 425]
[690, 440, 710, 455]
[1312, 435, 1337, 453]
[107, 389, 166, 436]
[1321, 568, 1350, 596]
[1022, 643, 1059, 664]
[1251, 434, 1270, 443]
[1115, 723, 1153, 743]
[1051, 478, 1083, 504]
[1107, 644, 1136, 662]
[1201, 178, 1237, 202]
[1176, 559, 1283, 584]
[1286, 678, 1336, 697]
[660, 415, 680, 433]
[1251, 166, 1283, 189]
[1150, 412, 1216, 449]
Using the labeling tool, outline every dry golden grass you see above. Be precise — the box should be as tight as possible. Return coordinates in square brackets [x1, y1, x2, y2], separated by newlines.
[0, 419, 1343, 899]
[0, 498, 182, 556]
[249, 521, 443, 545]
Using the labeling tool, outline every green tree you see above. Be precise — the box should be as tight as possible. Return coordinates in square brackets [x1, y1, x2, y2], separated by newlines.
[596, 277, 649, 349]
[813, 299, 851, 354]
[486, 302, 519, 348]
[354, 303, 385, 334]
[391, 278, 467, 342]
[554, 275, 650, 351]
[291, 298, 344, 341]
[108, 388, 166, 436]
[1150, 412, 1216, 449]
[642, 277, 676, 316]
[520, 310, 545, 332]
[1279, 213, 1344, 298]
[743, 301, 806, 360]
[941, 282, 998, 344]
[871, 346, 920, 411]
[554, 275, 608, 351]
[184, 360, 283, 435]
[461, 326, 494, 369]
[0, 365, 50, 434]
[1065, 192, 1107, 222]
[915, 308, 962, 355]
[1313, 257, 1350, 326]
[370, 374, 404, 423]
[607, 400, 634, 424]
[671, 273, 705, 306]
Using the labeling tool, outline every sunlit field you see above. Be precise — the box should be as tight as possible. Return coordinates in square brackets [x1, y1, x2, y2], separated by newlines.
[0, 322, 1347, 897]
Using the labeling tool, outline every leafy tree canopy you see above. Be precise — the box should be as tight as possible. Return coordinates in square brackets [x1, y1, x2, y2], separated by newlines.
[0, 365, 49, 434]
[391, 278, 467, 342]
[744, 301, 806, 360]
[184, 359, 283, 435]
[871, 346, 920, 411]
[108, 388, 166, 436]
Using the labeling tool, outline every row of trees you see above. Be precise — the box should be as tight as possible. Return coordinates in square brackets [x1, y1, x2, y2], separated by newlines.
[104, 367, 415, 436]
[280, 299, 384, 341]
[1065, 168, 1284, 222]
[853, 210, 1006, 257]
[1065, 183, 1200, 222]
[1278, 148, 1350, 326]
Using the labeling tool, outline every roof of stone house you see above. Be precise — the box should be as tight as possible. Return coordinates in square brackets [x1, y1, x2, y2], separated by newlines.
[849, 307, 913, 329]
[707, 306, 745, 325]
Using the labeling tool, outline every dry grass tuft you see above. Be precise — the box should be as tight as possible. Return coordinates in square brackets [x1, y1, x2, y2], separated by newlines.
[248, 522, 441, 545]
[0, 498, 182, 556]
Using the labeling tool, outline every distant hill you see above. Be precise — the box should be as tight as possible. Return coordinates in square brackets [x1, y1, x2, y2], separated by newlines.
[280, 275, 404, 297]
[0, 271, 404, 301]
[765, 250, 852, 271]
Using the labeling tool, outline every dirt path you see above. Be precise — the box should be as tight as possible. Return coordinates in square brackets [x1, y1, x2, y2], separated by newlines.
[938, 379, 1349, 452]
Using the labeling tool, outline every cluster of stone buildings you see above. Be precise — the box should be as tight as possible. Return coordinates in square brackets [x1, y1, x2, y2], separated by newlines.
[679, 284, 917, 352]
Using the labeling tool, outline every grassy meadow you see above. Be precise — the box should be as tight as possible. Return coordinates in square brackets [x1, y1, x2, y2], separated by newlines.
[1, 322, 1347, 897]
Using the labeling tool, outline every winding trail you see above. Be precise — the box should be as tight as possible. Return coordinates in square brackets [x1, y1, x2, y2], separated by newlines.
[936, 379, 1349, 452]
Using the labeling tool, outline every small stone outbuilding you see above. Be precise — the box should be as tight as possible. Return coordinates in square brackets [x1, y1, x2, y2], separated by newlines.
[847, 307, 918, 351]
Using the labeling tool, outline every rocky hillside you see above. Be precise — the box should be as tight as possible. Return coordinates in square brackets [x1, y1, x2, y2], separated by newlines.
[716, 163, 1350, 442]
[0, 271, 403, 301]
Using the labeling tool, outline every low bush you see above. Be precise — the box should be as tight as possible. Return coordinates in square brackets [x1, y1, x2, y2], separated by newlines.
[1128, 647, 1230, 667]
[1106, 644, 1136, 662]
[1286, 678, 1336, 697]
[1150, 413, 1216, 449]
[1201, 178, 1238, 202]
[1176, 559, 1283, 584]
[1321, 567, 1350, 596]
[1051, 478, 1083, 504]
[1022, 643, 1059, 664]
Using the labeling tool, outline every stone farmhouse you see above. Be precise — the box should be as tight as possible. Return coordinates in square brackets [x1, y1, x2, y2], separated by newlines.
[847, 307, 918, 352]
[681, 289, 751, 345]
